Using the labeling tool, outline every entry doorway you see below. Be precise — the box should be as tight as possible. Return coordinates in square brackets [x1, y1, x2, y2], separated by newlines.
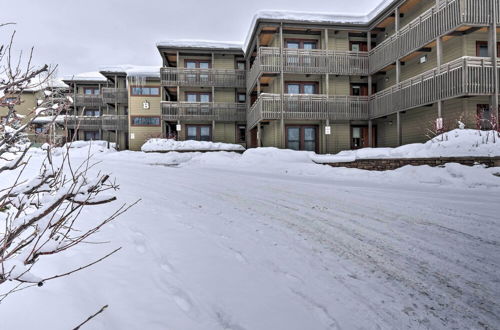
[286, 126, 318, 152]
[351, 126, 376, 149]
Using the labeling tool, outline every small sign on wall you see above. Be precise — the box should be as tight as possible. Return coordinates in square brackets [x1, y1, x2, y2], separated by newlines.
[176, 124, 182, 131]
[436, 117, 443, 131]
[143, 101, 150, 110]
[130, 133, 135, 140]
[325, 126, 331, 135]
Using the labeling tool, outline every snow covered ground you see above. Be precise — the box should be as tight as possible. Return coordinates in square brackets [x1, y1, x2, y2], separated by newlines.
[1, 143, 499, 329]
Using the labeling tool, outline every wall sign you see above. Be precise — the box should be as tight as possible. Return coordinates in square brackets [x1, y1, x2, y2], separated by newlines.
[143, 101, 150, 110]
[436, 117, 443, 130]
[325, 126, 331, 135]
[130, 133, 135, 139]
[176, 124, 182, 131]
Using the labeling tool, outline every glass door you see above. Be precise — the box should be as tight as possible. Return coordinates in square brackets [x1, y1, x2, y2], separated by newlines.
[287, 127, 300, 150]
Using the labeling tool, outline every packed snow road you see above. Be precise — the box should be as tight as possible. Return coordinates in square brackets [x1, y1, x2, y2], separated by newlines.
[1, 147, 499, 330]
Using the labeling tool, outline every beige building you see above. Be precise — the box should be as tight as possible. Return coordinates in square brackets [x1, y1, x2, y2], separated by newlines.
[21, 0, 500, 153]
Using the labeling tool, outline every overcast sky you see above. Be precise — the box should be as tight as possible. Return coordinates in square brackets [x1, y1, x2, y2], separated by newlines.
[2, 0, 380, 77]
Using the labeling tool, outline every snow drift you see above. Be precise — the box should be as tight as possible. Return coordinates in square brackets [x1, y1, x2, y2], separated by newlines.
[313, 129, 500, 163]
[141, 139, 245, 152]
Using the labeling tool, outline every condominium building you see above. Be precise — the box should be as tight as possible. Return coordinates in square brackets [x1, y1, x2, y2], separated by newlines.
[19, 0, 500, 153]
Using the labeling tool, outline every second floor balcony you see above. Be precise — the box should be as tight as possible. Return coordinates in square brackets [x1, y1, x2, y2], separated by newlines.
[161, 102, 246, 121]
[74, 94, 104, 107]
[65, 115, 128, 131]
[248, 47, 369, 91]
[248, 93, 370, 129]
[160, 67, 246, 88]
[102, 88, 128, 104]
[370, 56, 499, 118]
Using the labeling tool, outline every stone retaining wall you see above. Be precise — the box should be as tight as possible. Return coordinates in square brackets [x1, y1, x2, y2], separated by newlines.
[316, 157, 500, 171]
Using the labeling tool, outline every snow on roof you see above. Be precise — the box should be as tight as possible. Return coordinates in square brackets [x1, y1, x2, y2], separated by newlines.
[63, 71, 107, 82]
[99, 65, 161, 78]
[156, 39, 243, 51]
[244, 0, 398, 51]
[22, 78, 69, 92]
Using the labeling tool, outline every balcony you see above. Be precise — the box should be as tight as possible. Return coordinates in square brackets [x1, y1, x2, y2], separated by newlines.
[65, 115, 128, 131]
[370, 56, 499, 118]
[160, 68, 246, 88]
[247, 93, 370, 129]
[161, 102, 246, 121]
[370, 0, 496, 74]
[74, 94, 104, 107]
[102, 88, 128, 104]
[248, 47, 369, 90]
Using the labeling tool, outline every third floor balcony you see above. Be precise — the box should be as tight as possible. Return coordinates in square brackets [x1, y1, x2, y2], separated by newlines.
[248, 47, 369, 91]
[101, 88, 128, 104]
[369, 0, 498, 74]
[160, 67, 246, 88]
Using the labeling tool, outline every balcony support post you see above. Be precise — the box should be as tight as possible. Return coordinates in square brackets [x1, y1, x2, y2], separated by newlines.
[367, 31, 373, 147]
[324, 28, 330, 154]
[396, 111, 402, 146]
[279, 23, 285, 149]
[257, 122, 261, 147]
[436, 8, 443, 119]
[246, 56, 251, 146]
[212, 120, 216, 142]
[490, 0, 499, 125]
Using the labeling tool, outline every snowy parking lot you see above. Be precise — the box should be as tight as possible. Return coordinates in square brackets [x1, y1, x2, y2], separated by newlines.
[1, 143, 499, 329]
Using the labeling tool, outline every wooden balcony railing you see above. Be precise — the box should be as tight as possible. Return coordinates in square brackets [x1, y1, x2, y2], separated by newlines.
[248, 47, 369, 90]
[161, 102, 246, 121]
[370, 0, 496, 74]
[247, 93, 370, 129]
[102, 88, 128, 104]
[160, 68, 246, 88]
[74, 94, 104, 107]
[65, 115, 128, 131]
[370, 56, 499, 118]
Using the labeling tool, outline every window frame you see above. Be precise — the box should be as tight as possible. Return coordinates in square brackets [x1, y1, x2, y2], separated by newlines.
[185, 124, 212, 141]
[285, 125, 318, 152]
[83, 87, 100, 95]
[284, 38, 318, 49]
[476, 41, 500, 57]
[184, 59, 212, 69]
[285, 81, 319, 94]
[130, 116, 161, 127]
[184, 91, 212, 102]
[130, 86, 161, 97]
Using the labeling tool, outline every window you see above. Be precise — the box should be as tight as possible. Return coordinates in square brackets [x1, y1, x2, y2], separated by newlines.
[476, 42, 489, 57]
[84, 131, 100, 141]
[285, 39, 317, 49]
[185, 60, 211, 69]
[186, 125, 211, 141]
[236, 61, 246, 70]
[185, 92, 211, 102]
[83, 87, 100, 95]
[130, 86, 160, 96]
[237, 125, 246, 143]
[3, 97, 18, 104]
[84, 109, 100, 117]
[35, 125, 44, 134]
[349, 42, 368, 52]
[237, 93, 246, 103]
[286, 82, 318, 94]
[131, 116, 161, 126]
[286, 126, 317, 152]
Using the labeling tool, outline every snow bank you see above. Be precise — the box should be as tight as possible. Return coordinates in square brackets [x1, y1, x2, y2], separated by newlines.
[31, 140, 116, 157]
[313, 129, 500, 163]
[141, 139, 245, 152]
